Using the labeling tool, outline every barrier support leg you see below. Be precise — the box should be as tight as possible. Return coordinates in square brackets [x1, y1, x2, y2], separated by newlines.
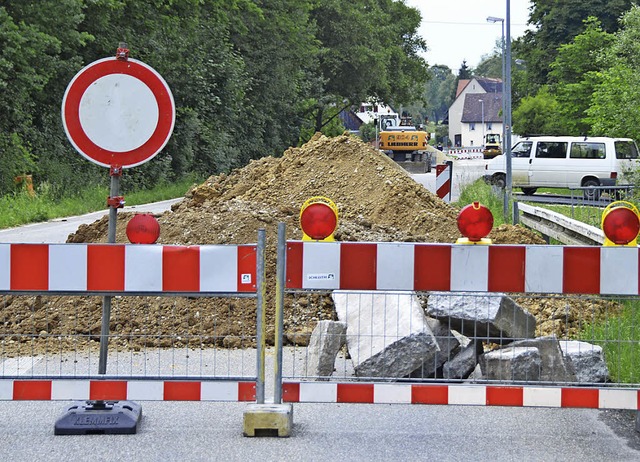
[243, 224, 293, 437]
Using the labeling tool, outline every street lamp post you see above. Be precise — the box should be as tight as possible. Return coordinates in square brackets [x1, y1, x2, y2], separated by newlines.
[487, 14, 509, 221]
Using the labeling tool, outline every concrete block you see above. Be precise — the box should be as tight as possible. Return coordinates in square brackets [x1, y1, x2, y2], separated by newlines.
[510, 336, 576, 383]
[559, 340, 609, 383]
[243, 403, 293, 437]
[443, 340, 482, 380]
[427, 292, 536, 342]
[410, 318, 460, 378]
[305, 320, 347, 379]
[480, 346, 541, 382]
[332, 290, 438, 378]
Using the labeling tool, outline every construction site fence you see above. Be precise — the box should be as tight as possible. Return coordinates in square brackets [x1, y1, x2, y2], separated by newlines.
[278, 231, 640, 411]
[0, 231, 267, 403]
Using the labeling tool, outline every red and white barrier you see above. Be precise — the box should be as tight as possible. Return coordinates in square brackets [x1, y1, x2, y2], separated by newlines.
[0, 379, 256, 401]
[282, 382, 638, 410]
[446, 148, 484, 160]
[435, 161, 452, 202]
[0, 243, 257, 293]
[286, 241, 640, 295]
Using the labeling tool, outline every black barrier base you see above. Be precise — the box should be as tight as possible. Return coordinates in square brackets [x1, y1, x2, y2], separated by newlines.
[54, 400, 142, 435]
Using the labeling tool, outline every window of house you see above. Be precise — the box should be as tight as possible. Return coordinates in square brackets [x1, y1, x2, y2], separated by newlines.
[469, 123, 475, 131]
[487, 123, 492, 130]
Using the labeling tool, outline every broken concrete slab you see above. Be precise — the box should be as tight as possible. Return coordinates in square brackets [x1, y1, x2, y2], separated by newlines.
[305, 320, 347, 379]
[332, 290, 438, 378]
[409, 318, 460, 378]
[559, 340, 609, 383]
[509, 336, 576, 383]
[427, 292, 536, 342]
[480, 346, 542, 382]
[443, 340, 483, 380]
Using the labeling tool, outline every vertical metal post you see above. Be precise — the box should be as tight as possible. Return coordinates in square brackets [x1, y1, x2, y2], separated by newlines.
[505, 0, 513, 223]
[255, 229, 266, 404]
[98, 171, 120, 375]
[273, 222, 286, 404]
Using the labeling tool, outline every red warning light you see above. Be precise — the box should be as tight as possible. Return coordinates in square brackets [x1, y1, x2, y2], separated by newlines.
[300, 197, 338, 241]
[602, 204, 640, 246]
[126, 213, 160, 244]
[457, 201, 494, 242]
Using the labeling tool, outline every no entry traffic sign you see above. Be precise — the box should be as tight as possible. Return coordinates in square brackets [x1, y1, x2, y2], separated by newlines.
[62, 57, 175, 168]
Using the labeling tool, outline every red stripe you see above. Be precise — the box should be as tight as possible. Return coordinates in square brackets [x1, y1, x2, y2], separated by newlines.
[340, 243, 376, 289]
[11, 244, 48, 290]
[414, 245, 451, 291]
[282, 382, 301, 403]
[90, 380, 128, 400]
[164, 381, 201, 401]
[87, 245, 125, 291]
[285, 242, 303, 289]
[436, 183, 451, 199]
[488, 246, 525, 292]
[13, 380, 52, 400]
[237, 245, 257, 292]
[561, 388, 599, 408]
[486, 386, 523, 406]
[163, 246, 200, 292]
[411, 385, 448, 404]
[337, 383, 374, 403]
[563, 247, 600, 294]
[238, 382, 256, 401]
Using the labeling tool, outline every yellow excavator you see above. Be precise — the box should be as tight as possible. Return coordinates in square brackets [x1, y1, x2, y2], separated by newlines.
[378, 117, 432, 172]
[483, 133, 502, 159]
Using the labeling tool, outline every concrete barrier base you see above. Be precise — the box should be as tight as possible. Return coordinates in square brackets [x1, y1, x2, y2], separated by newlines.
[243, 403, 293, 437]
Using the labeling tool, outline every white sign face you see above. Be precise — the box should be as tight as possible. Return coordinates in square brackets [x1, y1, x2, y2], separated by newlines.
[62, 57, 175, 168]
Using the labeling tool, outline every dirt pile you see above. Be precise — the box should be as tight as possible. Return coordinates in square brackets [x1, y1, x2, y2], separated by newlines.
[2, 133, 610, 357]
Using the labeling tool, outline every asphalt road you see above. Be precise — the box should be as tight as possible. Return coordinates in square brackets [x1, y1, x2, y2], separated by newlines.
[1, 166, 640, 461]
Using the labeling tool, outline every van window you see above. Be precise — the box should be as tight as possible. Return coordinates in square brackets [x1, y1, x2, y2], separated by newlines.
[615, 140, 640, 159]
[570, 142, 605, 159]
[536, 142, 567, 159]
[512, 141, 532, 158]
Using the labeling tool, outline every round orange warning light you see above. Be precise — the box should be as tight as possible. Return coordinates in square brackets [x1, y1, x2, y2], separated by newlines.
[457, 201, 494, 241]
[126, 213, 160, 244]
[602, 204, 640, 245]
[300, 197, 338, 241]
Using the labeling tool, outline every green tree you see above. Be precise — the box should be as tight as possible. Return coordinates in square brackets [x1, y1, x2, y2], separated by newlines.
[549, 17, 614, 135]
[422, 65, 455, 124]
[512, 87, 563, 136]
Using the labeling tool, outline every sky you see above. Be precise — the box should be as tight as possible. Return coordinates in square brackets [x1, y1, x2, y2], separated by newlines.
[403, 0, 534, 71]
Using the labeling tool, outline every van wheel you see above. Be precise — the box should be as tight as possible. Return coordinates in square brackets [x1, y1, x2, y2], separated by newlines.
[583, 179, 600, 200]
[493, 174, 506, 189]
[521, 188, 537, 195]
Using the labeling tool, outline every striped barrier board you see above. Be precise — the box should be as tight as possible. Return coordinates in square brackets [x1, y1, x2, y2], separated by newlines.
[435, 162, 452, 202]
[282, 382, 639, 410]
[0, 243, 257, 294]
[0, 379, 256, 401]
[285, 241, 640, 295]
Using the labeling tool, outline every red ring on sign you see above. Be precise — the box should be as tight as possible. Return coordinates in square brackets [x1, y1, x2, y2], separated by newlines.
[62, 58, 175, 168]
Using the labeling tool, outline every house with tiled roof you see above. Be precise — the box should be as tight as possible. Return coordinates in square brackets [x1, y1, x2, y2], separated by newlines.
[448, 77, 503, 148]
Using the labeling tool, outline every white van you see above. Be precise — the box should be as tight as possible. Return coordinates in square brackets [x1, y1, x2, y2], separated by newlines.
[484, 136, 640, 196]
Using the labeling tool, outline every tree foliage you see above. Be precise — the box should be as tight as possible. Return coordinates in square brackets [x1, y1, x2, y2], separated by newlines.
[0, 0, 428, 198]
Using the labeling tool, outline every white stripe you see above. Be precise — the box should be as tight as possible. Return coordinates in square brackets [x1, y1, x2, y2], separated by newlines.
[125, 245, 163, 292]
[523, 387, 562, 407]
[200, 246, 238, 292]
[451, 246, 489, 292]
[127, 380, 164, 400]
[49, 244, 87, 291]
[601, 247, 638, 295]
[435, 166, 450, 189]
[0, 380, 12, 399]
[376, 243, 414, 290]
[374, 383, 412, 404]
[51, 380, 90, 400]
[299, 382, 337, 402]
[201, 381, 238, 401]
[448, 385, 486, 405]
[599, 389, 637, 410]
[1, 356, 42, 376]
[525, 246, 563, 293]
[0, 244, 10, 290]
[302, 242, 340, 290]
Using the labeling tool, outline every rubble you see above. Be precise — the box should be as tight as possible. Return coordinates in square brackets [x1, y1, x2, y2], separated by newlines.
[305, 320, 347, 379]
